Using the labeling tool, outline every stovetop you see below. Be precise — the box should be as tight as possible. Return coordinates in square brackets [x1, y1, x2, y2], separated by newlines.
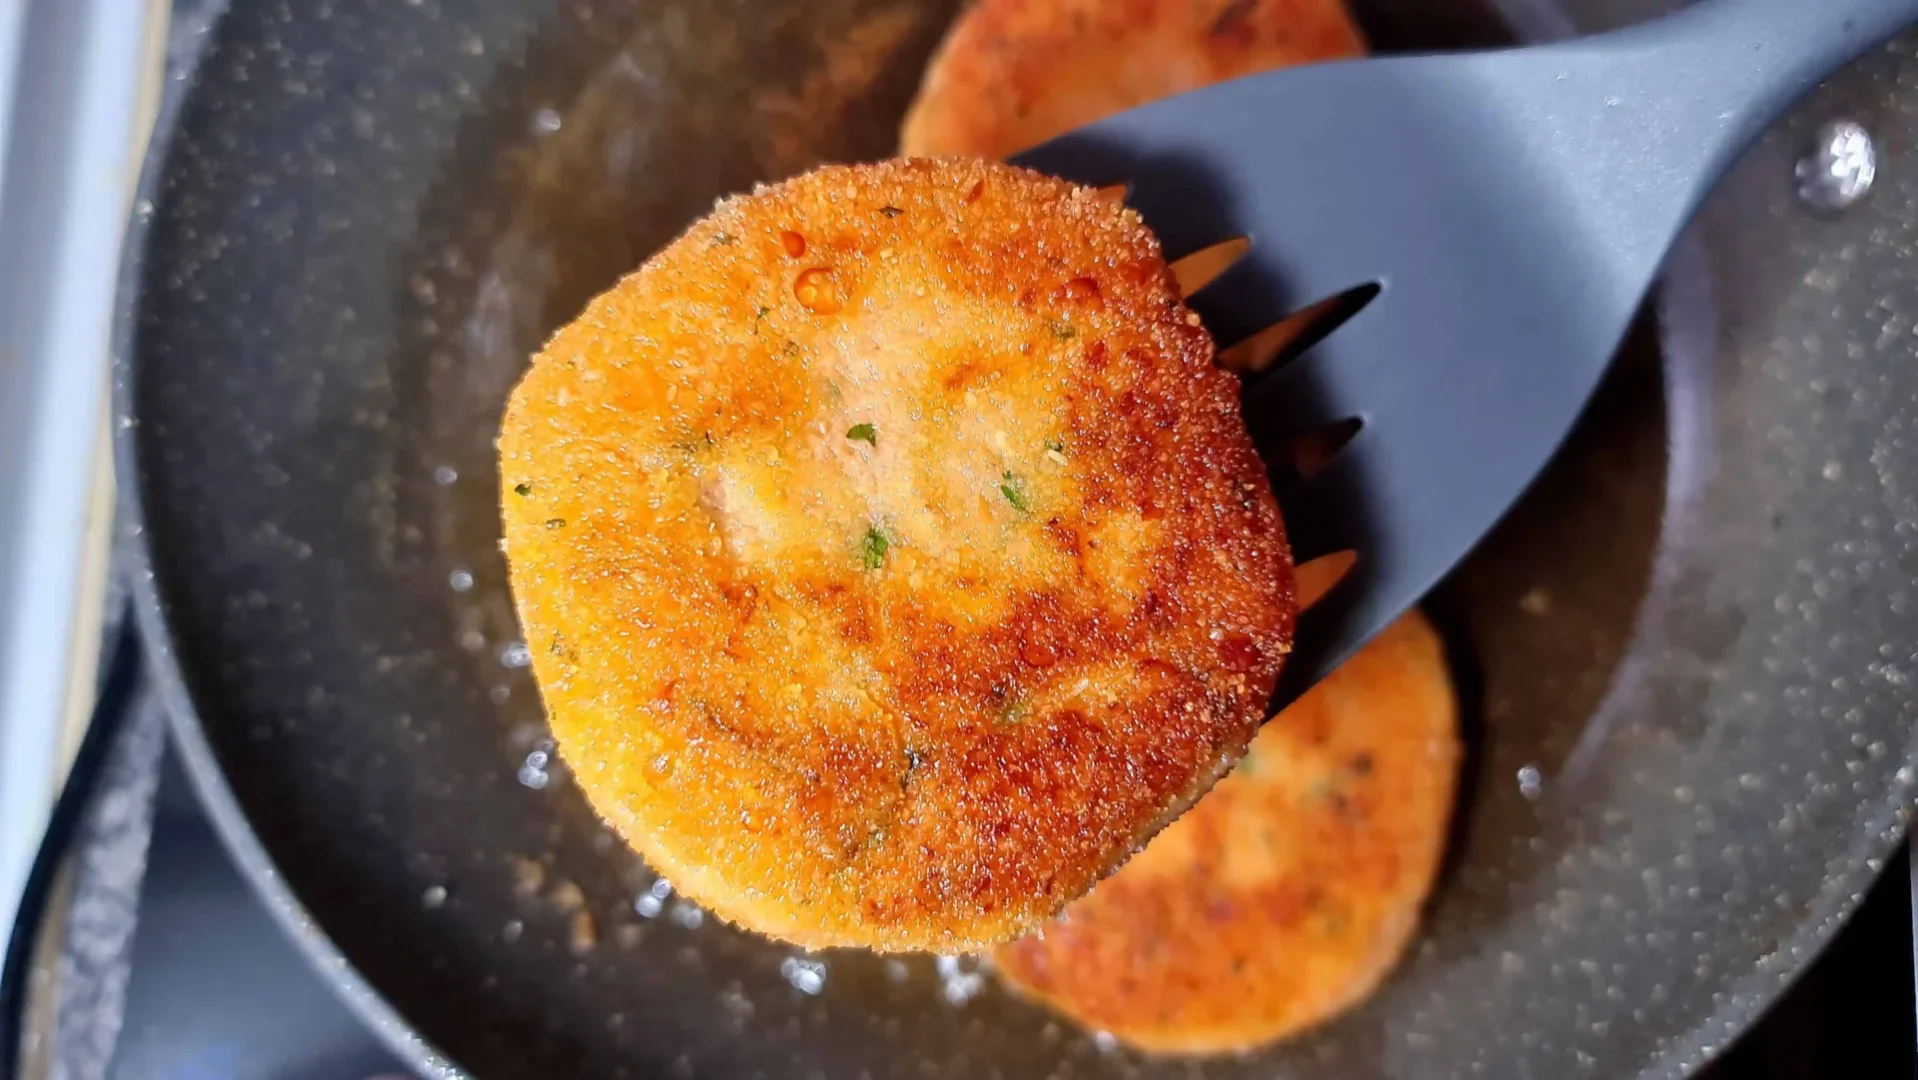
[106, 750, 408, 1080]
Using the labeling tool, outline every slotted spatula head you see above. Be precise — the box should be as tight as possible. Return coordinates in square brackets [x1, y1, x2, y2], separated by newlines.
[1018, 0, 1918, 707]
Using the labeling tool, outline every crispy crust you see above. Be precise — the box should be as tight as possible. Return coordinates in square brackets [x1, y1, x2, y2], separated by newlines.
[993, 566, 1458, 1054]
[900, 0, 1367, 158]
[498, 158, 1294, 951]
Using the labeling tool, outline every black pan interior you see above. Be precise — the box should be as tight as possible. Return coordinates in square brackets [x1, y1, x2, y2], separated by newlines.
[122, 0, 1918, 1077]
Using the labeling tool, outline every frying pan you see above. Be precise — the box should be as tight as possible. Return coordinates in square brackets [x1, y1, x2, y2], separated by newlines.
[113, 0, 1918, 1076]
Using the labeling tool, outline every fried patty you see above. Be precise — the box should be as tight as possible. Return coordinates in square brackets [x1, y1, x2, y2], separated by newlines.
[993, 558, 1459, 1054]
[499, 158, 1295, 952]
[900, 0, 1367, 158]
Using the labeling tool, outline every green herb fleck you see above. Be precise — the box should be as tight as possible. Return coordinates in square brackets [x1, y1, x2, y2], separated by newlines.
[846, 422, 877, 446]
[751, 305, 771, 334]
[513, 482, 533, 497]
[782, 340, 802, 358]
[1050, 321, 1076, 341]
[990, 684, 1026, 725]
[878, 205, 904, 218]
[1000, 472, 1030, 513]
[544, 518, 566, 530]
[860, 526, 890, 570]
[711, 231, 737, 247]
[1318, 907, 1350, 937]
[1310, 777, 1354, 817]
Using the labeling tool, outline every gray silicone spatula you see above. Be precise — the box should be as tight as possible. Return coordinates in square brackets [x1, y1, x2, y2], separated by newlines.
[1017, 0, 1918, 707]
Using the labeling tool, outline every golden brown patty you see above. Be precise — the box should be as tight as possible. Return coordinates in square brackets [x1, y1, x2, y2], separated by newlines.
[900, 0, 1367, 158]
[993, 559, 1459, 1054]
[498, 158, 1295, 952]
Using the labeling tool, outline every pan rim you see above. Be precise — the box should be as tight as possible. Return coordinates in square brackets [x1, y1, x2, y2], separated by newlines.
[106, 3, 1912, 1078]
[108, 3, 460, 1077]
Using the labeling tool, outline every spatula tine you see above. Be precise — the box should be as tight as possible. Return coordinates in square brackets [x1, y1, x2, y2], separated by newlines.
[1239, 347, 1351, 445]
[1022, 139, 1235, 259]
[1169, 238, 1250, 299]
[1274, 452, 1366, 561]
[1272, 580, 1369, 709]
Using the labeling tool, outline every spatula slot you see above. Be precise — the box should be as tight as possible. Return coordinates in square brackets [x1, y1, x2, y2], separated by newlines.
[1273, 416, 1362, 489]
[1220, 281, 1381, 377]
[1293, 550, 1359, 611]
[1169, 237, 1251, 299]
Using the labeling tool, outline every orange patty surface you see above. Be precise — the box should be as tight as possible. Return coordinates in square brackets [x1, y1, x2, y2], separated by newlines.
[994, 559, 1459, 1053]
[498, 158, 1295, 951]
[900, 0, 1367, 158]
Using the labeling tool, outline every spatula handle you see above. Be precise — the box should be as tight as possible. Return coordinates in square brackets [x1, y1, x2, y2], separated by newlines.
[1599, 0, 1918, 184]
[1526, 0, 1918, 303]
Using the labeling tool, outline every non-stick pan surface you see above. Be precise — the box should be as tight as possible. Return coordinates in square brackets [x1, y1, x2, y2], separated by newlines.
[118, 0, 1918, 1076]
